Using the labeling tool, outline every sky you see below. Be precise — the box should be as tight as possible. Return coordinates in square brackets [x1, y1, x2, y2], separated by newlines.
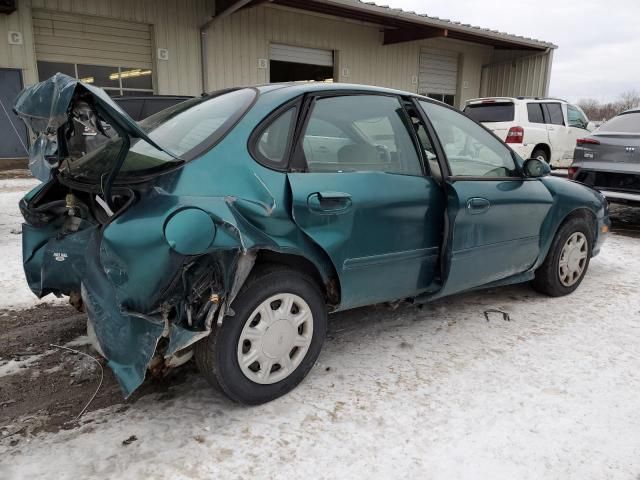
[385, 0, 640, 103]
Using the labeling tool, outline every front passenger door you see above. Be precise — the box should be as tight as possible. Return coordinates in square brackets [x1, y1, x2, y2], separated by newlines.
[418, 100, 554, 297]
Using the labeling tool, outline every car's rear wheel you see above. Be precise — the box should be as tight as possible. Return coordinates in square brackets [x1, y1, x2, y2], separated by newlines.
[195, 265, 327, 405]
[531, 216, 593, 296]
[531, 148, 549, 164]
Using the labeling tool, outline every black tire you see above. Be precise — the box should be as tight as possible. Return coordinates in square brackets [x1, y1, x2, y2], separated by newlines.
[531, 148, 549, 164]
[531, 216, 593, 297]
[195, 264, 327, 405]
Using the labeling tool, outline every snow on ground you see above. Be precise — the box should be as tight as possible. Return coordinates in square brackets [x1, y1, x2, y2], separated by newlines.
[0, 178, 64, 310]
[0, 231, 639, 480]
[0, 351, 54, 378]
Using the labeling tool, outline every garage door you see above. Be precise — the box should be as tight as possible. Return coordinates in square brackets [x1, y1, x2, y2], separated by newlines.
[270, 44, 333, 67]
[32, 10, 154, 96]
[418, 48, 459, 105]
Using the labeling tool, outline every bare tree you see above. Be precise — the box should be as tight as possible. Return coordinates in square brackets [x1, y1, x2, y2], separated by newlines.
[618, 90, 640, 112]
[577, 90, 640, 122]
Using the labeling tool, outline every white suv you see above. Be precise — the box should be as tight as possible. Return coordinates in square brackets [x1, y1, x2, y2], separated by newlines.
[463, 97, 595, 168]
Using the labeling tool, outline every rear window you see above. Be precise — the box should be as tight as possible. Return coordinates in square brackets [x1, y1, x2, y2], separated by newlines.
[463, 102, 514, 122]
[527, 103, 545, 123]
[599, 112, 640, 133]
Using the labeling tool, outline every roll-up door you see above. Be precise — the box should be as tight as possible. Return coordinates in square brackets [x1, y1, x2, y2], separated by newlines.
[270, 44, 333, 67]
[418, 48, 459, 105]
[32, 10, 154, 96]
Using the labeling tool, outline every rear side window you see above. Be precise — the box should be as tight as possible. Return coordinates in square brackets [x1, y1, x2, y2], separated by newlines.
[463, 103, 514, 122]
[599, 112, 640, 133]
[543, 103, 564, 125]
[527, 103, 545, 124]
[299, 95, 423, 176]
[256, 107, 296, 166]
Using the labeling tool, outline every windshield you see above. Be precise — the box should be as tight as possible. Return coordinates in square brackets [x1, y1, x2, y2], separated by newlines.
[464, 102, 515, 123]
[65, 88, 256, 180]
[598, 112, 640, 134]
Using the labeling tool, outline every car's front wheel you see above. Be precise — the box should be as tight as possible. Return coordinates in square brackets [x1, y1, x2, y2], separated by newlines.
[531, 216, 593, 296]
[195, 265, 327, 405]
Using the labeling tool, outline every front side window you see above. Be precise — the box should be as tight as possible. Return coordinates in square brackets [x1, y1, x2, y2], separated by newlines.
[543, 103, 564, 125]
[300, 95, 423, 176]
[567, 105, 589, 129]
[420, 100, 518, 178]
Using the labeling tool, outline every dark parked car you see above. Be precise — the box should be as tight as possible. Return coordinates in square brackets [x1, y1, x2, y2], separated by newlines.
[14, 74, 609, 405]
[112, 95, 192, 121]
[570, 108, 640, 206]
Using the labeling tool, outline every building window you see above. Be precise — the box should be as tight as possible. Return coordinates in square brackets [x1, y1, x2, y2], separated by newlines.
[37, 61, 154, 96]
[427, 93, 455, 107]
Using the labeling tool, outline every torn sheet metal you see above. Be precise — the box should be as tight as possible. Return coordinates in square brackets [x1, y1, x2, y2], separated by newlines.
[12, 72, 175, 181]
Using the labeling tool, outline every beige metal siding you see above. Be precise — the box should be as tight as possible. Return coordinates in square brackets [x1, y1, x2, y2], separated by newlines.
[33, 10, 153, 68]
[480, 51, 552, 98]
[204, 5, 494, 108]
[418, 48, 458, 96]
[0, 0, 211, 95]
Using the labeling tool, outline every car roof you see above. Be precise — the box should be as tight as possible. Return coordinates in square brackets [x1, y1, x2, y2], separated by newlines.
[466, 96, 568, 105]
[255, 82, 412, 97]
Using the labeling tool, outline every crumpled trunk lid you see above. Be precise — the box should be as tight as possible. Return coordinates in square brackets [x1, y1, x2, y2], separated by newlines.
[13, 73, 175, 182]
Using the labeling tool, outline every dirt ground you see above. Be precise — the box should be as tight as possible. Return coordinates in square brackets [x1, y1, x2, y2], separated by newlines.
[1, 203, 638, 449]
[0, 304, 197, 447]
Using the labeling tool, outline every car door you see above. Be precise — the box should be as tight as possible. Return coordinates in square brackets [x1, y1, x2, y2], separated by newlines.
[417, 99, 554, 298]
[542, 102, 569, 166]
[286, 93, 446, 309]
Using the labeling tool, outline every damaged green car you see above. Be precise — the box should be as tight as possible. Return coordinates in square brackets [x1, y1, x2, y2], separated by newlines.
[15, 74, 609, 404]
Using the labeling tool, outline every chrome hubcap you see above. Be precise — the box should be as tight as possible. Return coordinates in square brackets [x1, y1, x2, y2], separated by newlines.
[558, 232, 588, 287]
[237, 293, 313, 385]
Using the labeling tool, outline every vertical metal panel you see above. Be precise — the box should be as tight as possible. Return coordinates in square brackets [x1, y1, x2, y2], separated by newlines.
[482, 50, 551, 98]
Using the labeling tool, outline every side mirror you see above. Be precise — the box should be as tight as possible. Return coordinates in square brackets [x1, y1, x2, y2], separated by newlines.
[523, 157, 550, 178]
[586, 121, 596, 132]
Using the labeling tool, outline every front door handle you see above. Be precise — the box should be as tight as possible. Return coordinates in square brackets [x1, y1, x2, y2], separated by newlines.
[307, 191, 352, 214]
[467, 197, 490, 214]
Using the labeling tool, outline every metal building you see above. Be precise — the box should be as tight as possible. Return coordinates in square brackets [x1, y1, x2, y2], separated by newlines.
[0, 0, 556, 161]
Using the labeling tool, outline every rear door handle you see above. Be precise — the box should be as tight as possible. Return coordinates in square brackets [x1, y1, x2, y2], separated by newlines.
[467, 197, 490, 214]
[307, 191, 352, 214]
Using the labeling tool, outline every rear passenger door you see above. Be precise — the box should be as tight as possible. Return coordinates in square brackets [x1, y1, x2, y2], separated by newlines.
[286, 93, 447, 309]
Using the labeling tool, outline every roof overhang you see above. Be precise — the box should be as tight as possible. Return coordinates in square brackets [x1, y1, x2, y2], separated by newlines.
[235, 0, 556, 51]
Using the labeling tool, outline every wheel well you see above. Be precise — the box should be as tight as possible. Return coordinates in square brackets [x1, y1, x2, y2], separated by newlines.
[253, 250, 341, 307]
[559, 208, 597, 243]
[532, 143, 551, 161]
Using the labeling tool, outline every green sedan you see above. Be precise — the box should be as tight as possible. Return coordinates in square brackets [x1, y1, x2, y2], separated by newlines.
[15, 74, 609, 404]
